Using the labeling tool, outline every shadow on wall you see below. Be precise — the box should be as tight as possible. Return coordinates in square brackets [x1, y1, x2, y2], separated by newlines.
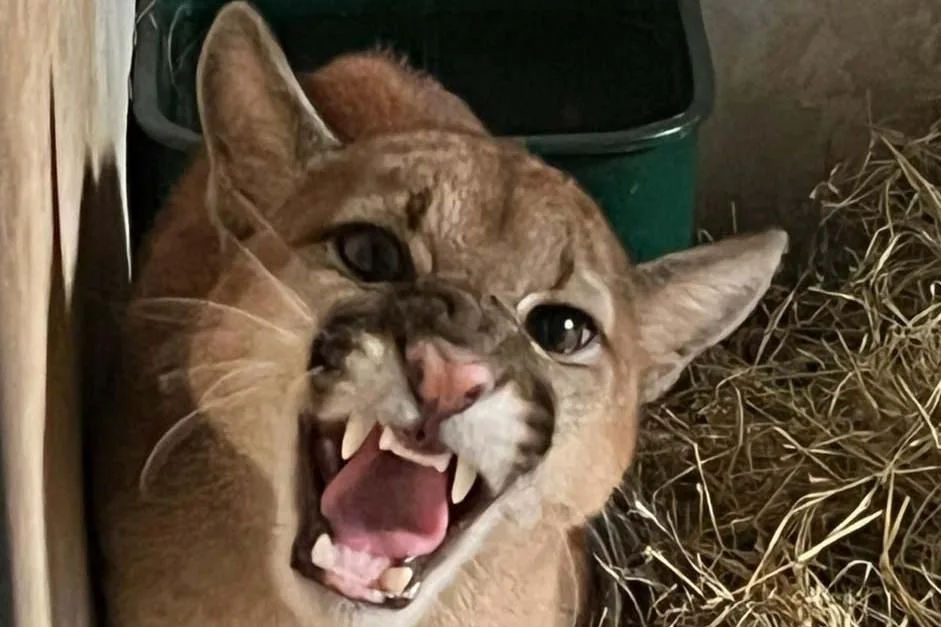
[46, 154, 129, 627]
[60, 158, 130, 627]
[0, 452, 9, 627]
[697, 0, 941, 242]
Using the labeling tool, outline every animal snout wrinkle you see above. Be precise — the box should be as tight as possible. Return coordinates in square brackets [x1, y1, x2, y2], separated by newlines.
[403, 339, 495, 444]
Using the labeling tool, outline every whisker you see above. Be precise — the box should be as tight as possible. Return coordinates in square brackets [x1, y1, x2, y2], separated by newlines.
[126, 309, 200, 327]
[208, 175, 297, 265]
[553, 522, 583, 627]
[138, 389, 256, 495]
[222, 228, 313, 323]
[132, 296, 301, 341]
[489, 293, 523, 330]
[139, 361, 277, 494]
[157, 358, 278, 387]
[288, 366, 325, 390]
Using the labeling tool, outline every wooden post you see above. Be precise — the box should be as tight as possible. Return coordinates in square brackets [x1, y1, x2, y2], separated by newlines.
[0, 0, 134, 625]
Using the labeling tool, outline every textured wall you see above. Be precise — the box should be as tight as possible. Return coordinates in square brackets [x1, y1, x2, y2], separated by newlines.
[697, 0, 941, 236]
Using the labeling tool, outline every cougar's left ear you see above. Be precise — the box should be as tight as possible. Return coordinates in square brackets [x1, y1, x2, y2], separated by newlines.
[633, 230, 788, 402]
[196, 1, 339, 219]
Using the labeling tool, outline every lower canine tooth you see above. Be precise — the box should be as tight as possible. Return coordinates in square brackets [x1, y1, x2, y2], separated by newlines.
[379, 567, 413, 595]
[451, 456, 477, 505]
[311, 534, 335, 569]
[341, 413, 374, 460]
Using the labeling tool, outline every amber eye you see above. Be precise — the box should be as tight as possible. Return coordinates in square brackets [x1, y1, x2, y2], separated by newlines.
[333, 223, 412, 283]
[524, 304, 598, 355]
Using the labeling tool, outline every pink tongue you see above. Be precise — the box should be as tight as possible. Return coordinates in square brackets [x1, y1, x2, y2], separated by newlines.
[320, 429, 449, 560]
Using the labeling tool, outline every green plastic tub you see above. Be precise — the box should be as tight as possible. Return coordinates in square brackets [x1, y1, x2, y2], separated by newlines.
[129, 0, 714, 262]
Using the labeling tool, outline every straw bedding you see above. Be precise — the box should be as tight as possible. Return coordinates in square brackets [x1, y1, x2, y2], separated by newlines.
[587, 120, 941, 627]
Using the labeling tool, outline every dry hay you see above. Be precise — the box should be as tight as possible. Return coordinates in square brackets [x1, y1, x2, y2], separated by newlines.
[588, 120, 941, 627]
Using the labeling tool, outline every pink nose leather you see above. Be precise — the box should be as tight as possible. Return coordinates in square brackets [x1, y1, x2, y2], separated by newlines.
[406, 340, 494, 422]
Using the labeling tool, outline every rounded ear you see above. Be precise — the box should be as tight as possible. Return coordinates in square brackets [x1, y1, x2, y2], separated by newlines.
[300, 50, 488, 142]
[633, 230, 789, 402]
[196, 1, 339, 219]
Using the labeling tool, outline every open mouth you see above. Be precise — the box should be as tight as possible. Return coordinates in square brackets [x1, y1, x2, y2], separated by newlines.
[291, 414, 492, 608]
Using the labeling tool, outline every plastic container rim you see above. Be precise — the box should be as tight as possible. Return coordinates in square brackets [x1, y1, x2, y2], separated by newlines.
[130, 0, 715, 156]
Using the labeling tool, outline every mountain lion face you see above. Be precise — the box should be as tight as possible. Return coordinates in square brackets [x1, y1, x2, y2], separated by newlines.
[93, 3, 786, 626]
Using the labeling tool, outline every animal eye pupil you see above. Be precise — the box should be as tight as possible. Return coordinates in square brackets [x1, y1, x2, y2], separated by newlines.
[525, 304, 598, 355]
[335, 224, 410, 283]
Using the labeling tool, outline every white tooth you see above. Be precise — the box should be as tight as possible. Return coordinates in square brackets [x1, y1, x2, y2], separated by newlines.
[380, 428, 452, 471]
[378, 426, 395, 452]
[451, 456, 477, 505]
[379, 567, 414, 595]
[341, 413, 374, 460]
[430, 452, 452, 473]
[311, 534, 335, 569]
[402, 580, 421, 600]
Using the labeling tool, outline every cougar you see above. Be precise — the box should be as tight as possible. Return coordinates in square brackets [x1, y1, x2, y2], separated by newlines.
[91, 3, 787, 626]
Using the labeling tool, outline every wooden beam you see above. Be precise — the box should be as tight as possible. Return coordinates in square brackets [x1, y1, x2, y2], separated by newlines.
[0, 0, 133, 624]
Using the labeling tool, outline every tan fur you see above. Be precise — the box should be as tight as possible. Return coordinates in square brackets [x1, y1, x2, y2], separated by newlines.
[91, 4, 787, 626]
[300, 50, 488, 142]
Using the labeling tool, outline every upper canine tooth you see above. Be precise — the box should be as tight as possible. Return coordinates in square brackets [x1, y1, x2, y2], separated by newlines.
[378, 566, 414, 595]
[341, 413, 374, 460]
[451, 456, 477, 505]
[311, 534, 336, 570]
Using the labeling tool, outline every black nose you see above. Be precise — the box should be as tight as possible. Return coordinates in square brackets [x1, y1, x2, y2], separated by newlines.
[397, 288, 454, 325]
[393, 282, 483, 335]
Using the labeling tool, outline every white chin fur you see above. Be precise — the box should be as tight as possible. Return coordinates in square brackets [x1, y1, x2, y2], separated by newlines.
[438, 383, 535, 494]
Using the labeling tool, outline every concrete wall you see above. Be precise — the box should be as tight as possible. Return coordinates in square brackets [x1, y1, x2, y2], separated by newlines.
[697, 0, 941, 238]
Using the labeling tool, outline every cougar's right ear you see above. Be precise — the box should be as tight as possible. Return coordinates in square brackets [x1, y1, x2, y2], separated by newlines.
[196, 1, 339, 224]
